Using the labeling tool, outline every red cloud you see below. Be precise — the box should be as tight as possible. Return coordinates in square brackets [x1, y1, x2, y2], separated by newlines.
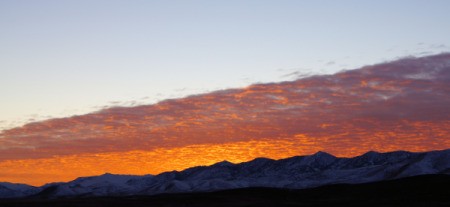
[1, 53, 450, 161]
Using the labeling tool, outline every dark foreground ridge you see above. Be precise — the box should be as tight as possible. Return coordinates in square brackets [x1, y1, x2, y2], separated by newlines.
[1, 174, 449, 207]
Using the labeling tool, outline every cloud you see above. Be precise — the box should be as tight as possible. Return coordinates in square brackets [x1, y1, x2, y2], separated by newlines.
[1, 53, 450, 161]
[1, 53, 450, 185]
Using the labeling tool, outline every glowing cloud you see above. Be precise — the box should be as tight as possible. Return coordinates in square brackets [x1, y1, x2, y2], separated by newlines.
[1, 54, 450, 185]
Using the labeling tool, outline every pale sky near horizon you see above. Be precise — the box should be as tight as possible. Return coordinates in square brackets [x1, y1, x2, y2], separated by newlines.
[1, 0, 450, 131]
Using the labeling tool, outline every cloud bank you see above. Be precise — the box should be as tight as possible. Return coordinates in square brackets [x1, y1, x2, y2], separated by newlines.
[1, 53, 449, 185]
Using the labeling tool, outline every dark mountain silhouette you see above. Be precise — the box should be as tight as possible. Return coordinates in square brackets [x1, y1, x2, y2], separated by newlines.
[0, 149, 449, 200]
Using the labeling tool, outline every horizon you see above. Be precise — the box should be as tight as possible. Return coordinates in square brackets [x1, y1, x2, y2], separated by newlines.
[5, 147, 450, 187]
[2, 53, 450, 185]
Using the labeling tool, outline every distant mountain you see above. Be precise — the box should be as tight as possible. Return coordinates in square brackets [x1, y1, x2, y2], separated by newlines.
[0, 182, 39, 198]
[2, 174, 449, 207]
[1, 149, 449, 199]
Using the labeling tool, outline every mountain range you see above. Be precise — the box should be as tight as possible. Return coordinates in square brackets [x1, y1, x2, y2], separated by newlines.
[1, 149, 449, 199]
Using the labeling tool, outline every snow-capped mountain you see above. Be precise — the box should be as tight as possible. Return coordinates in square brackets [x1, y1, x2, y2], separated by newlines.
[1, 149, 449, 198]
[0, 182, 39, 198]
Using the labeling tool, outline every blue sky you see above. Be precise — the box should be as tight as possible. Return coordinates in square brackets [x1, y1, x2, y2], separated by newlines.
[1, 0, 450, 131]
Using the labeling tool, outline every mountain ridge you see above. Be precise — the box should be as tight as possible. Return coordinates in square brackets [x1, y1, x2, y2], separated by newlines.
[1, 149, 449, 199]
[2, 174, 450, 207]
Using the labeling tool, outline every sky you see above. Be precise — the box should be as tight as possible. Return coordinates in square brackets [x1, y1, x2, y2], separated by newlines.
[1, 0, 450, 131]
[0, 0, 450, 186]
[1, 53, 450, 186]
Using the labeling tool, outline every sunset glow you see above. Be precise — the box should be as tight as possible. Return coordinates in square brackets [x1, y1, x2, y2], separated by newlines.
[1, 54, 449, 186]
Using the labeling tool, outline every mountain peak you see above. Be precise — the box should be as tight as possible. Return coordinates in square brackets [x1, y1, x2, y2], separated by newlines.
[212, 160, 234, 167]
[361, 150, 381, 157]
[311, 151, 335, 158]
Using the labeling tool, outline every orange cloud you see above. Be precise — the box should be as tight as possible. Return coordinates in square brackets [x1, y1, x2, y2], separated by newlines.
[0, 138, 321, 186]
[1, 53, 450, 185]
